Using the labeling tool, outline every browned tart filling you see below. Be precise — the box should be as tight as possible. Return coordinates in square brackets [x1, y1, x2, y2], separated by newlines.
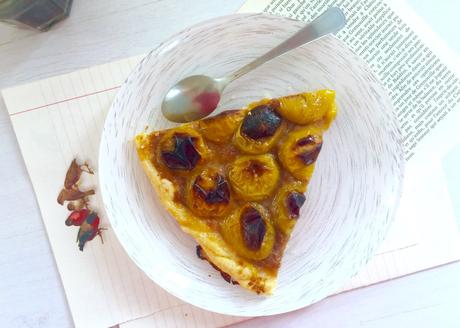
[135, 90, 337, 294]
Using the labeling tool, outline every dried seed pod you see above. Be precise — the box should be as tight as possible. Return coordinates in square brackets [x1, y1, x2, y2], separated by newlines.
[65, 209, 90, 226]
[76, 211, 104, 251]
[57, 188, 95, 205]
[64, 159, 94, 189]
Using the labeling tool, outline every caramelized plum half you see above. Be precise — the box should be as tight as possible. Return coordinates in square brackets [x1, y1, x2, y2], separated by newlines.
[240, 206, 266, 250]
[158, 127, 209, 171]
[278, 127, 323, 180]
[161, 133, 201, 170]
[221, 203, 275, 260]
[286, 191, 306, 219]
[296, 136, 322, 166]
[228, 154, 280, 201]
[278, 90, 337, 126]
[187, 167, 231, 217]
[198, 110, 245, 143]
[193, 173, 229, 204]
[240, 104, 281, 140]
[235, 101, 285, 154]
[272, 182, 307, 235]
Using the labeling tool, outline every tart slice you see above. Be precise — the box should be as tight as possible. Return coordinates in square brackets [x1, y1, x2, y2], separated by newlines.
[135, 90, 337, 294]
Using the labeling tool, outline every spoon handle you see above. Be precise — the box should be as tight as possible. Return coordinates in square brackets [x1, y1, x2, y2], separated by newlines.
[225, 7, 346, 84]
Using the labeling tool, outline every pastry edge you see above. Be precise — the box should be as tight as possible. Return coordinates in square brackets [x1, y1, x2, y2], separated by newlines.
[135, 133, 276, 295]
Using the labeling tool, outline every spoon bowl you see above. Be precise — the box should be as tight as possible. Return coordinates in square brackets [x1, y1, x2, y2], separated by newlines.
[161, 75, 226, 122]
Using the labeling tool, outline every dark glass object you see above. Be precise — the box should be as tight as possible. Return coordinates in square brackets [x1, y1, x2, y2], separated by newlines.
[0, 0, 73, 31]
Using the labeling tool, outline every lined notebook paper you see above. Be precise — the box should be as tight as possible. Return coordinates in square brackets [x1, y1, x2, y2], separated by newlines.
[2, 56, 244, 328]
[3, 1, 460, 326]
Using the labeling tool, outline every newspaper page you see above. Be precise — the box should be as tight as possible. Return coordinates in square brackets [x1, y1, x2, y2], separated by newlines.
[239, 0, 460, 161]
[239, 0, 460, 291]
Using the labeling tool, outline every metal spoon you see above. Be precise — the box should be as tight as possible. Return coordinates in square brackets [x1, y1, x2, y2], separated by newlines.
[161, 7, 346, 123]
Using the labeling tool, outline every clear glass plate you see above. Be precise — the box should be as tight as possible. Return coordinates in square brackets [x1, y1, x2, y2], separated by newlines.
[99, 13, 404, 316]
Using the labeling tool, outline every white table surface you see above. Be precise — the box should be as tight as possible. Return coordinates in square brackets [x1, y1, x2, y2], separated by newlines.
[1, 1, 459, 327]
